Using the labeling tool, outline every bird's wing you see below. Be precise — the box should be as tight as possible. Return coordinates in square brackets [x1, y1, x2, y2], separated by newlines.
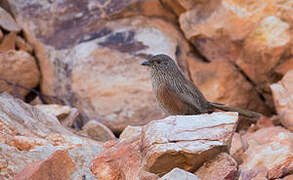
[168, 80, 209, 113]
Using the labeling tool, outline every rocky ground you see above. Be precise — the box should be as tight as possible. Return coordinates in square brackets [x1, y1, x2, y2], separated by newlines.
[0, 0, 292, 180]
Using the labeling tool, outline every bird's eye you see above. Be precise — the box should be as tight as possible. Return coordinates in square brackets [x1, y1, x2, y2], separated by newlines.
[157, 61, 161, 64]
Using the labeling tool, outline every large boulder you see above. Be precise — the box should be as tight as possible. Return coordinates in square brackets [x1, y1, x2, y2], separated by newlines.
[194, 152, 238, 180]
[0, 93, 102, 179]
[91, 112, 239, 179]
[271, 70, 293, 131]
[239, 127, 293, 179]
[13, 150, 75, 180]
[0, 50, 40, 99]
[179, 0, 292, 108]
[188, 57, 268, 115]
[7, 0, 191, 132]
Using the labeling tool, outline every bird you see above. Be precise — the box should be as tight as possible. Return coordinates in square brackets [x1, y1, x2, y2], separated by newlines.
[141, 54, 262, 119]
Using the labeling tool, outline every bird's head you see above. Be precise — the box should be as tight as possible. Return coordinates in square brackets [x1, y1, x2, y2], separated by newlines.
[141, 54, 177, 72]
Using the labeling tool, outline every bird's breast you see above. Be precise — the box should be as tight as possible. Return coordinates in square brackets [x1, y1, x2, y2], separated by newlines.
[154, 83, 187, 115]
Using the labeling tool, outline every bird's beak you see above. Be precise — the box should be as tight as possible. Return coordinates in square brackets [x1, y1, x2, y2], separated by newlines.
[141, 60, 152, 66]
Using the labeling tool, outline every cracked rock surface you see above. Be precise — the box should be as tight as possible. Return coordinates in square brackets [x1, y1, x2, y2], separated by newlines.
[90, 112, 239, 179]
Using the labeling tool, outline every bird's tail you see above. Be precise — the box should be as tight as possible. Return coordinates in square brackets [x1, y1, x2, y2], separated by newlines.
[209, 102, 263, 119]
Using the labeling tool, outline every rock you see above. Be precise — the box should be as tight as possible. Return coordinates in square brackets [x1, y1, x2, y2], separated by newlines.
[0, 50, 40, 99]
[237, 15, 290, 97]
[78, 120, 116, 142]
[119, 125, 142, 140]
[0, 93, 102, 179]
[0, 29, 3, 41]
[91, 138, 143, 180]
[274, 57, 293, 76]
[188, 57, 268, 115]
[7, 1, 191, 132]
[194, 152, 238, 180]
[141, 112, 239, 174]
[230, 133, 246, 164]
[159, 168, 200, 180]
[35, 104, 79, 127]
[29, 96, 43, 105]
[7, 0, 177, 50]
[0, 6, 21, 32]
[35, 104, 72, 120]
[179, 0, 292, 107]
[271, 70, 293, 130]
[15, 36, 33, 53]
[282, 174, 293, 180]
[0, 32, 16, 52]
[13, 150, 75, 180]
[239, 126, 293, 179]
[91, 112, 239, 179]
[163, 0, 217, 16]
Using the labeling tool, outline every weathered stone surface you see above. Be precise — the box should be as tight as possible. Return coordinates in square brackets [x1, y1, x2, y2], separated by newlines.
[29, 96, 43, 105]
[0, 29, 3, 40]
[163, 0, 217, 16]
[159, 168, 200, 180]
[179, 0, 292, 107]
[271, 70, 293, 131]
[13, 150, 75, 180]
[195, 152, 238, 180]
[0, 6, 21, 32]
[142, 112, 238, 174]
[78, 120, 116, 142]
[0, 93, 102, 179]
[0, 32, 16, 52]
[239, 126, 293, 179]
[15, 36, 33, 53]
[119, 125, 142, 140]
[237, 15, 290, 96]
[7, 3, 190, 132]
[230, 132, 246, 164]
[0, 50, 40, 99]
[35, 104, 79, 127]
[8, 0, 177, 46]
[188, 57, 268, 114]
[274, 58, 293, 76]
[282, 174, 293, 180]
[91, 112, 239, 179]
[91, 138, 143, 180]
[35, 104, 72, 121]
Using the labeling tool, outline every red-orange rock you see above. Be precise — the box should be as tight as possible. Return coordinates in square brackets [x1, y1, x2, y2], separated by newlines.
[195, 153, 238, 180]
[274, 57, 293, 76]
[179, 0, 292, 107]
[229, 132, 246, 164]
[282, 174, 293, 180]
[119, 125, 142, 140]
[7, 0, 192, 132]
[141, 112, 238, 174]
[0, 93, 102, 179]
[0, 29, 3, 41]
[0, 50, 40, 99]
[14, 150, 75, 180]
[78, 120, 116, 142]
[237, 15, 290, 97]
[91, 112, 239, 179]
[188, 57, 268, 114]
[0, 32, 16, 52]
[15, 36, 33, 53]
[239, 126, 293, 179]
[91, 138, 143, 180]
[271, 70, 293, 130]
